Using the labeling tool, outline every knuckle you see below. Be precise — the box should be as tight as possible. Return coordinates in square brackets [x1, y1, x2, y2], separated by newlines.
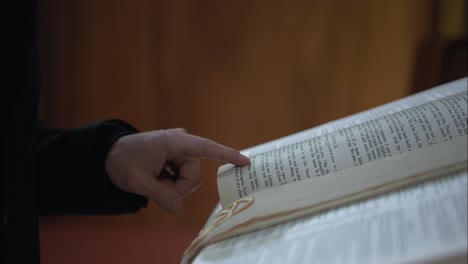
[167, 128, 187, 135]
[156, 130, 172, 149]
[165, 128, 184, 141]
[162, 129, 172, 139]
[142, 131, 164, 149]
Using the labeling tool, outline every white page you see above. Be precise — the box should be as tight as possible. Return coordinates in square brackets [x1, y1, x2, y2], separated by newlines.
[195, 170, 468, 264]
[219, 82, 467, 205]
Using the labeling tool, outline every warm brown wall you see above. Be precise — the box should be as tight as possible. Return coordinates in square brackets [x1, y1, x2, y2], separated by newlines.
[37, 0, 445, 263]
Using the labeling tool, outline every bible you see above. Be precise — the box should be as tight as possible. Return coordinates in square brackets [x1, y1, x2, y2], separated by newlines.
[183, 78, 467, 264]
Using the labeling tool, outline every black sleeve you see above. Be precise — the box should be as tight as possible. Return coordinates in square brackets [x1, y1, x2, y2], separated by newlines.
[36, 119, 147, 215]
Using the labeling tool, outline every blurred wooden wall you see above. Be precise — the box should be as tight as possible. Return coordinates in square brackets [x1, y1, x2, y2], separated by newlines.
[37, 0, 463, 263]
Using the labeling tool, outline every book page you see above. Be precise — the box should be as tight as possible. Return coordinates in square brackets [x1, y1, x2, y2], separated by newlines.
[218, 78, 468, 206]
[183, 137, 466, 263]
[195, 170, 467, 264]
[241, 77, 467, 157]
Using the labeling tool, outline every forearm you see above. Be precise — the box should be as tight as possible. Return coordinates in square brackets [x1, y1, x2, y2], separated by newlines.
[36, 120, 147, 215]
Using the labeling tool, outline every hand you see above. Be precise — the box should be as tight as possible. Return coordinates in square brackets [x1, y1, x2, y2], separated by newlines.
[105, 128, 250, 213]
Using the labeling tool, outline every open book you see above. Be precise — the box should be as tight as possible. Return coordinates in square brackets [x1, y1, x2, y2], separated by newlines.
[183, 78, 468, 264]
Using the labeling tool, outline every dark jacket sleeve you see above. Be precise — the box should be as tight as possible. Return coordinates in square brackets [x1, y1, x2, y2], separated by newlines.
[36, 119, 147, 215]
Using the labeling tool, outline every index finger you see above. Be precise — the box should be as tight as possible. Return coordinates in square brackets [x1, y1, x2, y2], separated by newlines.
[167, 132, 250, 166]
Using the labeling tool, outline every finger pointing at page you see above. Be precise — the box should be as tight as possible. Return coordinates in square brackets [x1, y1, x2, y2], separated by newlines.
[104, 128, 250, 213]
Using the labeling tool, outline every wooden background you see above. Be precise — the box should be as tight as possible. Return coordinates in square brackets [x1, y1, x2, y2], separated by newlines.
[37, 0, 466, 263]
